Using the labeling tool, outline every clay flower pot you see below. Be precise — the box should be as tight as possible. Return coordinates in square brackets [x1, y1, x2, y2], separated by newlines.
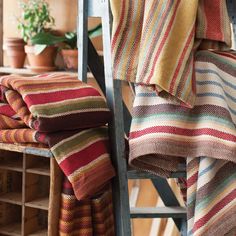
[25, 45, 57, 72]
[61, 49, 78, 71]
[4, 37, 26, 68]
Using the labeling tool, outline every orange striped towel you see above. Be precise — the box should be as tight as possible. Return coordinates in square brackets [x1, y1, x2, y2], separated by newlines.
[111, 0, 231, 107]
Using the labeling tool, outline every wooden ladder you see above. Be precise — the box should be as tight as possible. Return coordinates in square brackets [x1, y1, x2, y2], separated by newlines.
[77, 1, 236, 235]
[78, 0, 187, 235]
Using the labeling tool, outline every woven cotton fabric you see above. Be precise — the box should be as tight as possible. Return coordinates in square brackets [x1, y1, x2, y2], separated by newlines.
[129, 50, 236, 235]
[0, 73, 115, 200]
[111, 0, 231, 107]
[59, 179, 115, 236]
[111, 0, 235, 234]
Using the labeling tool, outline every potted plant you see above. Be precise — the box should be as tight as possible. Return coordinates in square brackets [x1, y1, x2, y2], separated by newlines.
[31, 24, 103, 71]
[3, 37, 26, 68]
[17, 0, 57, 72]
[30, 31, 77, 70]
[60, 32, 78, 71]
[60, 25, 102, 71]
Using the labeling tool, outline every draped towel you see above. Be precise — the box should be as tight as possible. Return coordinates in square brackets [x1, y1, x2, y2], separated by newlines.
[111, 0, 231, 107]
[111, 0, 236, 235]
[0, 73, 115, 200]
[129, 51, 236, 235]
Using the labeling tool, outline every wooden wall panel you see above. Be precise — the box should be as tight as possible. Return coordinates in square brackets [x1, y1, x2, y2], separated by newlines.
[3, 0, 76, 39]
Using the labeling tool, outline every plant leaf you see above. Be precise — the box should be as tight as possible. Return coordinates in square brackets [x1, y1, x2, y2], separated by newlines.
[31, 32, 65, 45]
[34, 44, 47, 55]
[88, 24, 102, 38]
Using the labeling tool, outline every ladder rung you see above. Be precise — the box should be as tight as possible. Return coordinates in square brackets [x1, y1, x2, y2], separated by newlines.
[130, 207, 187, 218]
[127, 170, 186, 179]
[88, 0, 107, 17]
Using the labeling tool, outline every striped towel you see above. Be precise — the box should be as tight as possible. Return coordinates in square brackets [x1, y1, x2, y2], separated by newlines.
[111, 0, 231, 107]
[129, 50, 236, 235]
[59, 178, 114, 236]
[0, 73, 115, 200]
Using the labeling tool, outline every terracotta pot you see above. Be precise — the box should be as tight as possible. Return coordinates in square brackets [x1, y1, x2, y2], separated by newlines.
[61, 49, 78, 71]
[4, 37, 25, 45]
[4, 37, 26, 68]
[25, 45, 57, 68]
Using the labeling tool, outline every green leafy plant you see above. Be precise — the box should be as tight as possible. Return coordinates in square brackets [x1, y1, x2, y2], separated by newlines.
[31, 31, 77, 49]
[30, 24, 102, 51]
[17, 0, 55, 43]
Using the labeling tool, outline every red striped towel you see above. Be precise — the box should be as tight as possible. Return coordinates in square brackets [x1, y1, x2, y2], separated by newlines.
[0, 73, 115, 200]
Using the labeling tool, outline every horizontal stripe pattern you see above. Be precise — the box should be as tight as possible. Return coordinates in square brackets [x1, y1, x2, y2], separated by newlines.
[129, 50, 236, 235]
[0, 73, 110, 132]
[0, 73, 115, 199]
[59, 179, 114, 236]
[0, 73, 115, 235]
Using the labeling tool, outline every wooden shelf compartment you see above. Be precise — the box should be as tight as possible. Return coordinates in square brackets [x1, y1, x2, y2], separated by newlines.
[0, 223, 21, 236]
[24, 207, 48, 235]
[28, 229, 48, 236]
[0, 203, 22, 236]
[0, 192, 22, 206]
[0, 171, 22, 205]
[0, 150, 23, 172]
[0, 147, 61, 235]
[25, 197, 49, 211]
[25, 154, 50, 176]
[25, 173, 50, 211]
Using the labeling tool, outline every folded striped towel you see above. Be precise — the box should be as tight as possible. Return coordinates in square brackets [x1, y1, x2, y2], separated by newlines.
[0, 73, 115, 200]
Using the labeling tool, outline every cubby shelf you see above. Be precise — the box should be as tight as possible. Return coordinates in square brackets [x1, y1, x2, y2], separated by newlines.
[0, 192, 22, 205]
[25, 197, 49, 211]
[26, 165, 50, 176]
[0, 145, 61, 235]
[0, 162, 22, 172]
[0, 222, 21, 236]
[28, 229, 48, 236]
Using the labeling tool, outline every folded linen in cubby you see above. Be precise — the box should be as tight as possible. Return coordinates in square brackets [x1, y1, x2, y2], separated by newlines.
[0, 73, 115, 200]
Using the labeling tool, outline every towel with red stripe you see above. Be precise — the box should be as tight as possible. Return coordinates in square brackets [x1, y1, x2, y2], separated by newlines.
[0, 73, 115, 200]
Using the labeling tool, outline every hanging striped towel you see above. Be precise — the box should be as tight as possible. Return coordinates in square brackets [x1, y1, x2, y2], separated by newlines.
[112, 0, 235, 235]
[111, 0, 231, 107]
[129, 50, 236, 235]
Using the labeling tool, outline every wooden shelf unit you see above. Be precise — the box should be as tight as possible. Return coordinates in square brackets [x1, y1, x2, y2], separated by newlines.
[0, 222, 22, 236]
[0, 144, 61, 236]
